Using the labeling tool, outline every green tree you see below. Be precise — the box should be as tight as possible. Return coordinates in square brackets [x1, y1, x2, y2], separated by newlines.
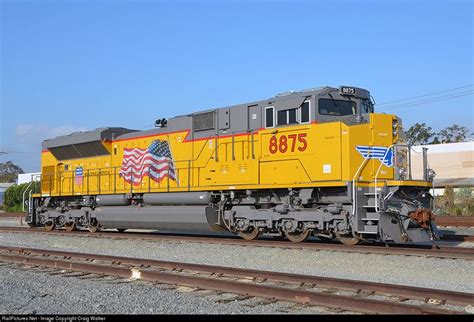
[0, 161, 24, 183]
[405, 123, 435, 145]
[438, 124, 470, 143]
[3, 181, 40, 212]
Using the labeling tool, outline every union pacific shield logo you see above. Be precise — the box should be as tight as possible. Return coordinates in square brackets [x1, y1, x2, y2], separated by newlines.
[356, 146, 393, 167]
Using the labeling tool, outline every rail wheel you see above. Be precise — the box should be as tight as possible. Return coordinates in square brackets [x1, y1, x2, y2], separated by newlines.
[336, 232, 360, 246]
[44, 221, 55, 231]
[88, 219, 100, 233]
[237, 227, 260, 241]
[65, 222, 76, 232]
[284, 230, 311, 243]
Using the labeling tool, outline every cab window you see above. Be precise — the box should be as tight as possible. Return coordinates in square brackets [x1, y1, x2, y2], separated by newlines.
[277, 108, 298, 126]
[265, 107, 275, 128]
[300, 101, 310, 123]
[361, 99, 374, 113]
[318, 98, 356, 116]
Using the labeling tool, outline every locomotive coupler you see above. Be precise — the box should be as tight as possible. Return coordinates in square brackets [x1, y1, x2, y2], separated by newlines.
[408, 208, 435, 229]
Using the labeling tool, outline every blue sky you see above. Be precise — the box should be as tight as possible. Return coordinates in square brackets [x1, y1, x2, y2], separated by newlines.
[1, 0, 473, 172]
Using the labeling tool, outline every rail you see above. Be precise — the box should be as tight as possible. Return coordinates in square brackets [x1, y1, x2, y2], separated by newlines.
[0, 245, 471, 313]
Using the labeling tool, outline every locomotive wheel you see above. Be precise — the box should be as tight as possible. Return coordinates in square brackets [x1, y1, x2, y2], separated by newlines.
[284, 230, 311, 243]
[65, 222, 76, 232]
[336, 232, 360, 246]
[44, 221, 55, 231]
[88, 222, 100, 233]
[238, 228, 260, 241]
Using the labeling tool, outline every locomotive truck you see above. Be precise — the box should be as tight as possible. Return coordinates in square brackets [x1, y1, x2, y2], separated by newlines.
[25, 85, 439, 244]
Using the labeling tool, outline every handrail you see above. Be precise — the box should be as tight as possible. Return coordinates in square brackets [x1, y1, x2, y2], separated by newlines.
[352, 151, 372, 216]
[373, 144, 418, 212]
[374, 144, 395, 212]
[22, 181, 34, 212]
[28, 189, 33, 214]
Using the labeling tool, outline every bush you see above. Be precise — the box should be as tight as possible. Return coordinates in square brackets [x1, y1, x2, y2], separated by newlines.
[3, 181, 40, 213]
[434, 186, 474, 216]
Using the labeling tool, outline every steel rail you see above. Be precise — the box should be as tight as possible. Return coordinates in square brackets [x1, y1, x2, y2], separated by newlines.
[440, 235, 474, 242]
[0, 226, 473, 260]
[436, 217, 474, 228]
[2, 245, 473, 307]
[0, 248, 461, 314]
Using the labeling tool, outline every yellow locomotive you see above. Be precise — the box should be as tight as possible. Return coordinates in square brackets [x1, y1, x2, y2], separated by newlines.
[26, 86, 439, 244]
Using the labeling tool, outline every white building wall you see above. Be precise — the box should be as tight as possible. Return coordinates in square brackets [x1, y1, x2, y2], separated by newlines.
[17, 173, 41, 185]
[411, 141, 474, 188]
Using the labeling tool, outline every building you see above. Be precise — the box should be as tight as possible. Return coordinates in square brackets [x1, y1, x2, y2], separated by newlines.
[17, 172, 41, 185]
[411, 141, 474, 195]
[0, 183, 15, 206]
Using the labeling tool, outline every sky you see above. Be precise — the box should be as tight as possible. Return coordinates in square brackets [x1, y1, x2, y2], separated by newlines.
[1, 0, 473, 172]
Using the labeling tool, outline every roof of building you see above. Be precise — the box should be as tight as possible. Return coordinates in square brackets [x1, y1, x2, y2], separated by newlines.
[413, 141, 474, 154]
[433, 177, 474, 188]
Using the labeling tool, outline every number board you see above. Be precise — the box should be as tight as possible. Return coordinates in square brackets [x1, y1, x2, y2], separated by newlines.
[340, 87, 356, 95]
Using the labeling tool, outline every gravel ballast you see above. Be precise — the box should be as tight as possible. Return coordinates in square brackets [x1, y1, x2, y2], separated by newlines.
[0, 231, 473, 293]
[0, 264, 336, 315]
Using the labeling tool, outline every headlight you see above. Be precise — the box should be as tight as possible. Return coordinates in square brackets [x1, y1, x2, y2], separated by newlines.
[428, 169, 436, 181]
[392, 119, 398, 136]
[398, 167, 407, 179]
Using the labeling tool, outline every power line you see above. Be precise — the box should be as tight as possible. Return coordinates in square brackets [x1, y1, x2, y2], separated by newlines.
[377, 90, 474, 111]
[376, 84, 473, 106]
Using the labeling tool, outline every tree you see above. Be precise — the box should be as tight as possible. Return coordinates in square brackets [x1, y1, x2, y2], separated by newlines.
[0, 161, 24, 183]
[438, 124, 470, 143]
[405, 123, 435, 145]
[3, 181, 40, 212]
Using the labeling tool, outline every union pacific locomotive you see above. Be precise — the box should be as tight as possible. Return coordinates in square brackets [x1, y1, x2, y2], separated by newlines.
[25, 86, 440, 244]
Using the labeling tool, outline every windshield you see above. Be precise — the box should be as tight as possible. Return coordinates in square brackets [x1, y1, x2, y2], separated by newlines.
[319, 98, 356, 116]
[361, 98, 374, 113]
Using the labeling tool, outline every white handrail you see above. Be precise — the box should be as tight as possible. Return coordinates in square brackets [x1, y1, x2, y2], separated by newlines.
[373, 144, 395, 212]
[22, 181, 34, 212]
[352, 151, 372, 216]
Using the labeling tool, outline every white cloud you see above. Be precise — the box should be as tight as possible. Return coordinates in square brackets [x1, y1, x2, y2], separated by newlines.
[15, 123, 88, 145]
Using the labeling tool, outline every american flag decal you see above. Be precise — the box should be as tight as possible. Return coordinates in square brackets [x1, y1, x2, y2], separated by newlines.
[119, 139, 177, 185]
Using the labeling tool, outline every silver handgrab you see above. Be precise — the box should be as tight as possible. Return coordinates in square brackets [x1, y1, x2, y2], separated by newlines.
[352, 151, 372, 216]
[22, 181, 34, 212]
[374, 144, 395, 213]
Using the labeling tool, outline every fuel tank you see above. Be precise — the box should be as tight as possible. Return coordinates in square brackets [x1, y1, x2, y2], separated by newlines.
[93, 205, 225, 232]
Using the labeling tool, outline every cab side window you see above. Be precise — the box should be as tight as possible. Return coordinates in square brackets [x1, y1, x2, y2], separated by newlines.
[277, 108, 298, 126]
[300, 101, 310, 123]
[265, 107, 275, 128]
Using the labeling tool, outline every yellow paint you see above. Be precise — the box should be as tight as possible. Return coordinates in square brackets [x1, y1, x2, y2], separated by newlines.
[39, 113, 425, 196]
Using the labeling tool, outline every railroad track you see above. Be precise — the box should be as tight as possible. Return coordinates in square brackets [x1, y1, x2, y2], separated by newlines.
[0, 226, 473, 261]
[0, 245, 471, 314]
[440, 235, 474, 243]
[436, 216, 474, 228]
